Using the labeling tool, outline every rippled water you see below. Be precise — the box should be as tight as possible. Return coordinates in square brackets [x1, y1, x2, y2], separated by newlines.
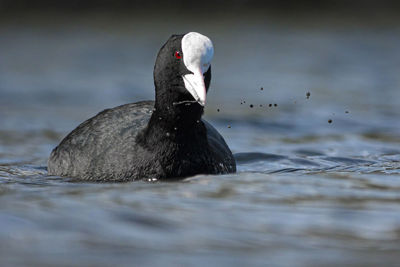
[1, 13, 400, 266]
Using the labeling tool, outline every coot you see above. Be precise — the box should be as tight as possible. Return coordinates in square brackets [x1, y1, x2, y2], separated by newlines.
[48, 32, 236, 181]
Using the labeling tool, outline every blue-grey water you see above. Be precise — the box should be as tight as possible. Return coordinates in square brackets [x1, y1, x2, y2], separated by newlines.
[1, 13, 400, 266]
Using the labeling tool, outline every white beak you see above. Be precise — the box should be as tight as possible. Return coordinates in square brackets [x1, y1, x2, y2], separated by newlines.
[182, 68, 207, 106]
[181, 32, 214, 107]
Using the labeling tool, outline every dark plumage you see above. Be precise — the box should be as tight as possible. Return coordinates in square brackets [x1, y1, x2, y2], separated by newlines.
[48, 33, 236, 181]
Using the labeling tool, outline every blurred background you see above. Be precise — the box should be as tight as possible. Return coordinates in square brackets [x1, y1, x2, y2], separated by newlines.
[1, 1, 400, 266]
[1, 0, 400, 133]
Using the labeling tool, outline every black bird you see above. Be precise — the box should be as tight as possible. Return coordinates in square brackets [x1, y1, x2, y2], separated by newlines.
[48, 32, 236, 181]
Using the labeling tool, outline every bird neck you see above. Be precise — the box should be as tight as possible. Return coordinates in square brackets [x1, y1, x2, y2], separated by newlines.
[136, 95, 207, 150]
[152, 80, 205, 127]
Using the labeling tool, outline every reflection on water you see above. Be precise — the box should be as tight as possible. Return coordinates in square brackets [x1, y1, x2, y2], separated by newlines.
[0, 12, 400, 266]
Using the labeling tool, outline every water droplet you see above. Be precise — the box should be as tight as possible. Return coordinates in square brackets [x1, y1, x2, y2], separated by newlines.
[166, 132, 170, 137]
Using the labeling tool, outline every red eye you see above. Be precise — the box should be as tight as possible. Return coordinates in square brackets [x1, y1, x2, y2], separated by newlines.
[174, 51, 182, 59]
